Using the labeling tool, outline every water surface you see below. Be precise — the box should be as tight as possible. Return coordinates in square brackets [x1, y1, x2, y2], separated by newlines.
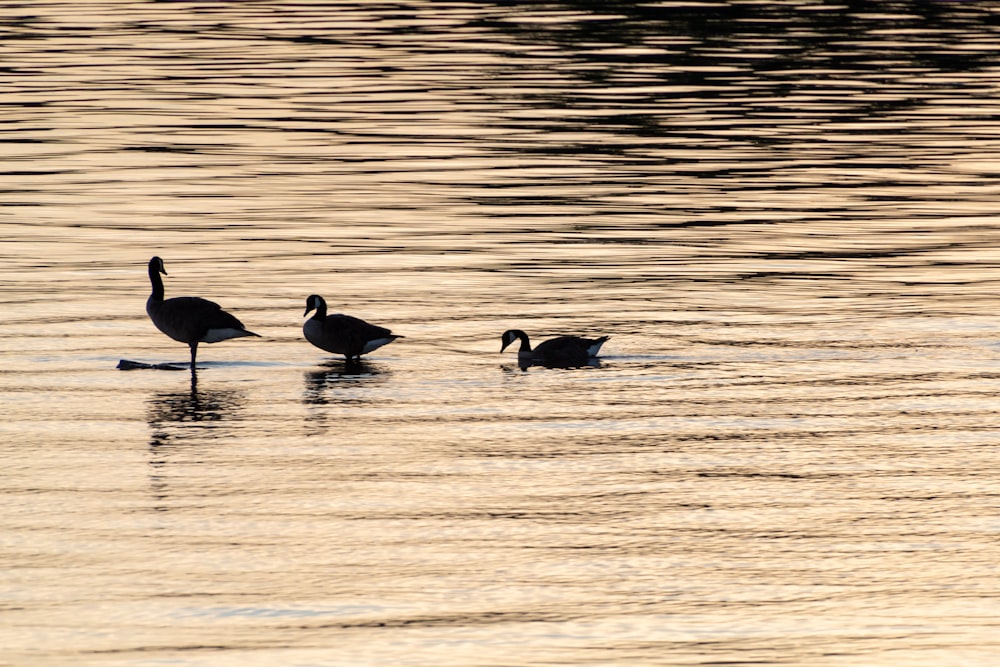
[2, 1, 1000, 665]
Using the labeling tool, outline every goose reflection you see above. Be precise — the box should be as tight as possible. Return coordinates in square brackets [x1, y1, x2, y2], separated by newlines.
[147, 374, 245, 508]
[504, 357, 604, 373]
[303, 359, 387, 406]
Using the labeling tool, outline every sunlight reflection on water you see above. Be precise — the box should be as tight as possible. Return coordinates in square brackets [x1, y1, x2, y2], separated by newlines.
[2, 1, 1000, 665]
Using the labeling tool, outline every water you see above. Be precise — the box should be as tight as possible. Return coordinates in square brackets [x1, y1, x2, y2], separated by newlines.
[2, 1, 1000, 665]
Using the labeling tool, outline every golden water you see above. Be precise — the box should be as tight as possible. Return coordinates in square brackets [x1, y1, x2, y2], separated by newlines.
[2, 2, 1000, 665]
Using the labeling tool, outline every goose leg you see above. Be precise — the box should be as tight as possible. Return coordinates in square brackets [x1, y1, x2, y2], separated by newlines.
[190, 342, 198, 371]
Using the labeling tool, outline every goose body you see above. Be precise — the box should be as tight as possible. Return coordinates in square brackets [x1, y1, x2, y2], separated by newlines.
[500, 329, 609, 365]
[303, 294, 401, 362]
[145, 256, 259, 369]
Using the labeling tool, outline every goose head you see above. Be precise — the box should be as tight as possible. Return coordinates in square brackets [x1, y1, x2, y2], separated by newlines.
[304, 294, 326, 317]
[500, 329, 525, 353]
[150, 256, 167, 276]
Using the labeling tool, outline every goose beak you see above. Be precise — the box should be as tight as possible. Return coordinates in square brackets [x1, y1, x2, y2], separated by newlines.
[303, 306, 312, 317]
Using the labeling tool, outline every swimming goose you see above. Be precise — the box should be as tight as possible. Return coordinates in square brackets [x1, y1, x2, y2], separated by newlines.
[145, 256, 260, 369]
[303, 294, 402, 362]
[500, 329, 609, 365]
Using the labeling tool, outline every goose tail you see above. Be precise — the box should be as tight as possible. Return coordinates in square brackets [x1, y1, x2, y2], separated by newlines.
[202, 327, 260, 343]
[588, 336, 610, 357]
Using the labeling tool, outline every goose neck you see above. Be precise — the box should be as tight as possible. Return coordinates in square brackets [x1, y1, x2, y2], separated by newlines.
[148, 261, 164, 301]
[311, 298, 328, 319]
[515, 330, 532, 352]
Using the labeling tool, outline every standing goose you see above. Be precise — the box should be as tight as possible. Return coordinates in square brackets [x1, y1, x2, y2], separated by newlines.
[303, 294, 402, 362]
[145, 256, 260, 370]
[500, 329, 609, 365]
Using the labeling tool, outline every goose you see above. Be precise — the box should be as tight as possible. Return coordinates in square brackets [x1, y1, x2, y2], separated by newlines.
[145, 256, 260, 369]
[500, 329, 609, 365]
[303, 294, 402, 362]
